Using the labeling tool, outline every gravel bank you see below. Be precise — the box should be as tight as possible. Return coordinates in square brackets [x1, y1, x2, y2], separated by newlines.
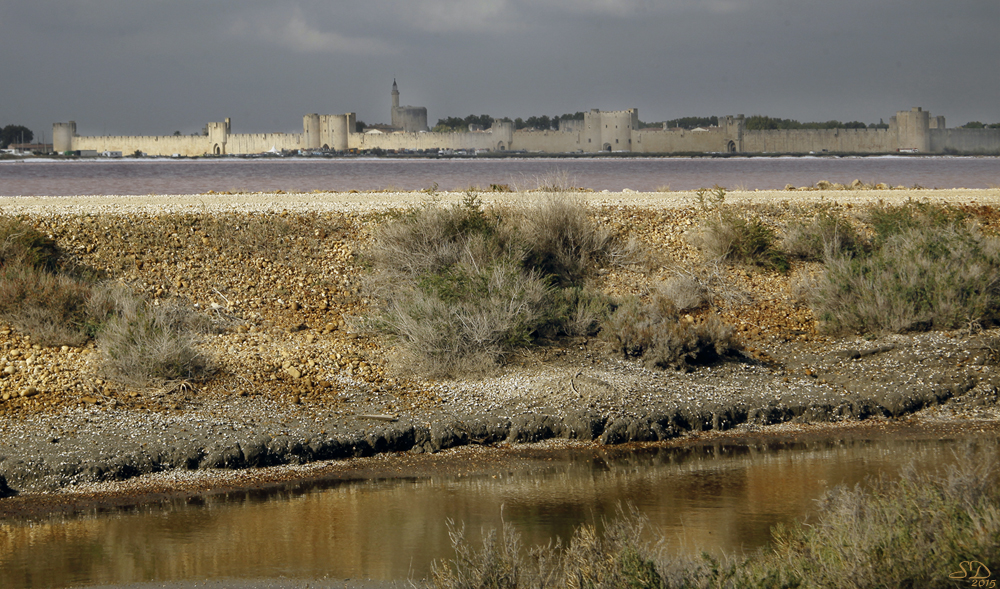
[2, 188, 1000, 498]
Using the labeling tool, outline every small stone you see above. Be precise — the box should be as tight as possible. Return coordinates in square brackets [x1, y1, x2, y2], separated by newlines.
[285, 367, 302, 379]
[4, 366, 15, 375]
[20, 386, 38, 398]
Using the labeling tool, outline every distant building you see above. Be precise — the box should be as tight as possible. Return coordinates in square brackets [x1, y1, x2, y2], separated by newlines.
[5, 143, 52, 154]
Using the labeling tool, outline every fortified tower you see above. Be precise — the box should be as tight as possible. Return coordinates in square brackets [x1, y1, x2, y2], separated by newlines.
[303, 114, 321, 149]
[893, 107, 932, 152]
[582, 109, 637, 152]
[53, 121, 77, 153]
[389, 80, 428, 133]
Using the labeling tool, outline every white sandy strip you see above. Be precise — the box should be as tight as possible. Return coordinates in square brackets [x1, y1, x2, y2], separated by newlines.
[1, 188, 1000, 215]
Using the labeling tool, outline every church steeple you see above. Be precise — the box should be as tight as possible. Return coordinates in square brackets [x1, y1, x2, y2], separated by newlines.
[391, 78, 400, 110]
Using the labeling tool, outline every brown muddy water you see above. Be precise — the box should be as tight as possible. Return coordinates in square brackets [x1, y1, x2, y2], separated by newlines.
[1, 433, 995, 588]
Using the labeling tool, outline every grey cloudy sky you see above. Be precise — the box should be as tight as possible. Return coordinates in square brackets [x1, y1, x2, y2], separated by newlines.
[3, 0, 998, 139]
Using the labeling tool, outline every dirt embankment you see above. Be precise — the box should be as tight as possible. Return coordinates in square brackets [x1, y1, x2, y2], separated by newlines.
[2, 188, 1000, 498]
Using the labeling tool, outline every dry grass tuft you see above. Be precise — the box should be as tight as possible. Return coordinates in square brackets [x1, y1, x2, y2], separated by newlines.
[365, 194, 624, 377]
[95, 285, 214, 389]
[602, 295, 741, 372]
[812, 218, 1000, 334]
[432, 506, 661, 589]
[782, 209, 864, 261]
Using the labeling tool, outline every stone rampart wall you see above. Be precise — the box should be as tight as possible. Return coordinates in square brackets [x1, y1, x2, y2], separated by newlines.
[510, 129, 582, 152]
[930, 129, 1000, 154]
[741, 128, 895, 153]
[225, 133, 304, 154]
[72, 135, 214, 157]
[634, 128, 731, 153]
[350, 131, 501, 152]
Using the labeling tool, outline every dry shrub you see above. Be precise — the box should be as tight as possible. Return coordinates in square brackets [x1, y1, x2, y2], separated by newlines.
[695, 210, 789, 272]
[0, 217, 60, 271]
[547, 287, 613, 338]
[366, 194, 624, 377]
[0, 264, 93, 346]
[782, 209, 864, 261]
[0, 217, 92, 346]
[717, 445, 1000, 588]
[812, 223, 1000, 334]
[95, 285, 214, 389]
[434, 447, 1000, 589]
[657, 275, 710, 311]
[865, 199, 967, 245]
[380, 265, 550, 378]
[518, 169, 577, 192]
[602, 295, 740, 371]
[367, 196, 515, 286]
[432, 507, 661, 589]
[517, 194, 631, 286]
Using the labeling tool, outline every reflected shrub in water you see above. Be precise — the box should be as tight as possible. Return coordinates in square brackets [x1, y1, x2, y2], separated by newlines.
[433, 447, 1000, 589]
[432, 508, 661, 589]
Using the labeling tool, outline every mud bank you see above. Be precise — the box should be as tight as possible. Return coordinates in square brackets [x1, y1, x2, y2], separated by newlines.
[2, 328, 996, 496]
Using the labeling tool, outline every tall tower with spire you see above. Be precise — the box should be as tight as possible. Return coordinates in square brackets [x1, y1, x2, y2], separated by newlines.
[389, 79, 428, 132]
[391, 79, 401, 128]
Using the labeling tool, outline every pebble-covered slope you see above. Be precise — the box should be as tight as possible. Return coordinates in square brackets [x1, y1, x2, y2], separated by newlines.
[2, 188, 999, 494]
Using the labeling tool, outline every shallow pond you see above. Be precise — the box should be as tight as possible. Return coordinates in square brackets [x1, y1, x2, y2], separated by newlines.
[0, 433, 993, 588]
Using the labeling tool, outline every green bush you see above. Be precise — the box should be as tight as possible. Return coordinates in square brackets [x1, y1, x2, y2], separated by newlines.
[812, 223, 1000, 333]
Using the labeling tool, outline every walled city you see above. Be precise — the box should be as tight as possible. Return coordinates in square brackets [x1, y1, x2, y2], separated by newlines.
[53, 82, 1000, 157]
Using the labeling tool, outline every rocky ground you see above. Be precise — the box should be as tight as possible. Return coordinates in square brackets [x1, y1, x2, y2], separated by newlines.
[2, 187, 1000, 501]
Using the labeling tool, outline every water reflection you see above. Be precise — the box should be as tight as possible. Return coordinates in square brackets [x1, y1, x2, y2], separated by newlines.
[0, 437, 986, 588]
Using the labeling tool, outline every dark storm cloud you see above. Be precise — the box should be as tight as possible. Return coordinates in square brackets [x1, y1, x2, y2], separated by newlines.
[2, 0, 997, 139]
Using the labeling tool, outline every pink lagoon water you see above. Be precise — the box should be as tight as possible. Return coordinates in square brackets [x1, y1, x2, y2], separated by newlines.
[1, 156, 998, 196]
